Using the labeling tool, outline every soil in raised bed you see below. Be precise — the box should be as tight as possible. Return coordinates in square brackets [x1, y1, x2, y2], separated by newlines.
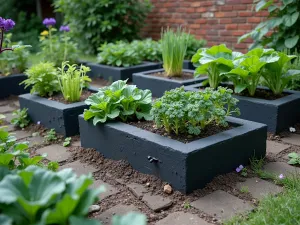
[200, 84, 290, 100]
[48, 89, 93, 104]
[127, 120, 235, 143]
[149, 71, 197, 81]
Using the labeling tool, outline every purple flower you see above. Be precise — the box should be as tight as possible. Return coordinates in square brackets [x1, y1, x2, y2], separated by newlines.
[43, 18, 56, 27]
[0, 17, 15, 31]
[236, 165, 244, 173]
[37, 121, 41, 125]
[279, 174, 284, 179]
[59, 25, 70, 32]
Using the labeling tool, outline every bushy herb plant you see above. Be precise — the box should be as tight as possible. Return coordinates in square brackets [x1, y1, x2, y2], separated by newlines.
[161, 27, 188, 77]
[57, 62, 91, 102]
[184, 33, 206, 60]
[39, 20, 78, 67]
[53, 0, 152, 54]
[44, 129, 57, 143]
[11, 108, 30, 128]
[0, 127, 58, 170]
[151, 87, 240, 135]
[97, 41, 143, 67]
[21, 62, 60, 97]
[239, 0, 300, 50]
[84, 80, 152, 125]
[192, 44, 244, 89]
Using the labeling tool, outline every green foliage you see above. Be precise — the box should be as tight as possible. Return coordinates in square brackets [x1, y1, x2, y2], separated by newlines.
[21, 62, 60, 97]
[240, 168, 248, 177]
[11, 108, 30, 129]
[84, 80, 152, 125]
[184, 33, 206, 60]
[192, 44, 243, 89]
[287, 152, 300, 165]
[131, 39, 162, 62]
[44, 129, 57, 143]
[47, 161, 59, 172]
[240, 186, 249, 193]
[151, 87, 240, 136]
[57, 62, 91, 102]
[39, 27, 78, 67]
[284, 49, 300, 90]
[97, 41, 143, 67]
[0, 127, 54, 170]
[63, 137, 71, 147]
[239, 0, 300, 50]
[0, 33, 30, 75]
[54, 0, 152, 54]
[161, 27, 188, 77]
[0, 166, 103, 225]
[0, 114, 5, 125]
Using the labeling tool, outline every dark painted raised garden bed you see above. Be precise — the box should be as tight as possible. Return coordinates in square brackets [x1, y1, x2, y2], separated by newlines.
[185, 83, 300, 134]
[85, 62, 160, 82]
[132, 68, 206, 97]
[0, 74, 29, 99]
[19, 87, 98, 137]
[183, 60, 195, 70]
[79, 115, 267, 193]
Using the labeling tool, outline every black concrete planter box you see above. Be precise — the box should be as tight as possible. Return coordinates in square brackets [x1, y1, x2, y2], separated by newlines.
[183, 60, 195, 70]
[0, 74, 29, 99]
[185, 83, 300, 134]
[19, 87, 98, 137]
[79, 115, 267, 193]
[85, 62, 161, 82]
[132, 68, 206, 97]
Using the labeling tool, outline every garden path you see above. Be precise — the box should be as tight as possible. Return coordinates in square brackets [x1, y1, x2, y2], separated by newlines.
[1, 97, 299, 225]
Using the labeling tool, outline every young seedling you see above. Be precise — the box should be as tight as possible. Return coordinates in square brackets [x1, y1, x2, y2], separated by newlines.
[287, 152, 300, 165]
[63, 137, 71, 147]
[44, 129, 57, 143]
[240, 186, 249, 193]
[183, 201, 191, 209]
[11, 108, 31, 128]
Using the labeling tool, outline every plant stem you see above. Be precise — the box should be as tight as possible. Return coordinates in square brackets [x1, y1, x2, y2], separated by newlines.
[0, 29, 13, 53]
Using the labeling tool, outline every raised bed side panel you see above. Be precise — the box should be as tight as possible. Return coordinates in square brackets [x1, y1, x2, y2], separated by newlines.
[186, 120, 267, 193]
[0, 74, 29, 99]
[86, 62, 161, 81]
[183, 60, 195, 70]
[79, 116, 188, 192]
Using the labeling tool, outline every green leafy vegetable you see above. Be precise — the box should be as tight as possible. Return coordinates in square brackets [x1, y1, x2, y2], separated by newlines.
[287, 152, 300, 165]
[151, 87, 240, 136]
[44, 129, 57, 143]
[11, 108, 30, 129]
[63, 137, 72, 147]
[84, 80, 152, 125]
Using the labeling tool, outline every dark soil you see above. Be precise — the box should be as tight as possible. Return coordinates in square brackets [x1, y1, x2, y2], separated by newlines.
[150, 71, 196, 81]
[91, 77, 112, 87]
[48, 90, 93, 104]
[126, 120, 235, 143]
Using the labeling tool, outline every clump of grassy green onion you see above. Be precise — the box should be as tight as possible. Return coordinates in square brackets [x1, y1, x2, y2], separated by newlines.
[161, 27, 188, 77]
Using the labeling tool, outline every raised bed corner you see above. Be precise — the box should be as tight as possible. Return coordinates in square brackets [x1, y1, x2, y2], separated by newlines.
[0, 74, 29, 99]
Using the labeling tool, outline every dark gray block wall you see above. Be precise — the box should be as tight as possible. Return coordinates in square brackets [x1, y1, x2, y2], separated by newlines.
[0, 74, 29, 98]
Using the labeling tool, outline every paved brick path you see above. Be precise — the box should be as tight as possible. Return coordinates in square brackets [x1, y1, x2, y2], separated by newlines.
[1, 97, 299, 225]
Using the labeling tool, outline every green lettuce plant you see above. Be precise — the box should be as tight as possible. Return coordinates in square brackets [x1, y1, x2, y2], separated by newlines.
[285, 49, 300, 90]
[161, 27, 188, 77]
[97, 41, 143, 67]
[0, 166, 103, 225]
[84, 80, 152, 125]
[191, 44, 243, 89]
[131, 39, 162, 62]
[57, 62, 91, 102]
[151, 87, 240, 136]
[21, 62, 60, 97]
[11, 108, 30, 128]
[0, 127, 58, 171]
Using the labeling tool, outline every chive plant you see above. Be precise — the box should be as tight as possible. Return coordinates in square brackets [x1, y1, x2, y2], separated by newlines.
[161, 27, 188, 77]
[57, 62, 91, 102]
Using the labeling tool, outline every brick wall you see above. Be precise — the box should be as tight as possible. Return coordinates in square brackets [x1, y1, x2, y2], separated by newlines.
[142, 0, 269, 52]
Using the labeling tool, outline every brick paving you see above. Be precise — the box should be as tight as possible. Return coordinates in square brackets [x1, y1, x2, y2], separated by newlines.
[1, 97, 300, 224]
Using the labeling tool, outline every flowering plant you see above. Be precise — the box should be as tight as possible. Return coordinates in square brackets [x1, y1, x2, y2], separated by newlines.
[39, 18, 78, 66]
[0, 17, 15, 53]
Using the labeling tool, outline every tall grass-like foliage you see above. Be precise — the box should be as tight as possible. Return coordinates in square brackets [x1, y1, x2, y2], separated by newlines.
[161, 27, 188, 77]
[57, 62, 91, 102]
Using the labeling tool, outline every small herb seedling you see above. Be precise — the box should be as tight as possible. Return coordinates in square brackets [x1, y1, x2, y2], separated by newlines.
[63, 137, 71, 147]
[44, 129, 57, 142]
[241, 168, 248, 177]
[47, 161, 59, 171]
[287, 152, 300, 165]
[183, 202, 191, 209]
[240, 186, 249, 193]
[11, 108, 30, 128]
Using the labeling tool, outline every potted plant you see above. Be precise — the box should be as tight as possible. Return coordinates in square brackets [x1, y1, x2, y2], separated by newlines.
[132, 27, 206, 97]
[186, 45, 300, 133]
[86, 41, 160, 82]
[79, 83, 266, 193]
[19, 62, 96, 136]
[0, 18, 31, 98]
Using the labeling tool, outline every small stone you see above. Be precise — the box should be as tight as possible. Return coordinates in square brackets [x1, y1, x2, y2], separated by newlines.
[89, 205, 100, 213]
[163, 184, 173, 194]
[146, 182, 150, 187]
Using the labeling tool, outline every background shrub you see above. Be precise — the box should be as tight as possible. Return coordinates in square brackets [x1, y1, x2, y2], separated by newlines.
[54, 0, 152, 54]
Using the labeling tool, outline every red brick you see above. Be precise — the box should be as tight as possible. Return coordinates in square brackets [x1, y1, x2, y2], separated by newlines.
[215, 12, 237, 18]
[232, 31, 246, 36]
[194, 19, 207, 24]
[185, 8, 195, 13]
[220, 5, 233, 11]
[233, 5, 247, 10]
[196, 7, 207, 13]
[241, 0, 253, 3]
[239, 12, 253, 17]
[220, 18, 233, 24]
[238, 24, 253, 30]
[248, 17, 262, 23]
[191, 2, 201, 7]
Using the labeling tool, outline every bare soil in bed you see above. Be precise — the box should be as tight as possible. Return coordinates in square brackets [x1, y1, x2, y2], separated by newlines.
[150, 71, 195, 81]
[47, 89, 93, 104]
